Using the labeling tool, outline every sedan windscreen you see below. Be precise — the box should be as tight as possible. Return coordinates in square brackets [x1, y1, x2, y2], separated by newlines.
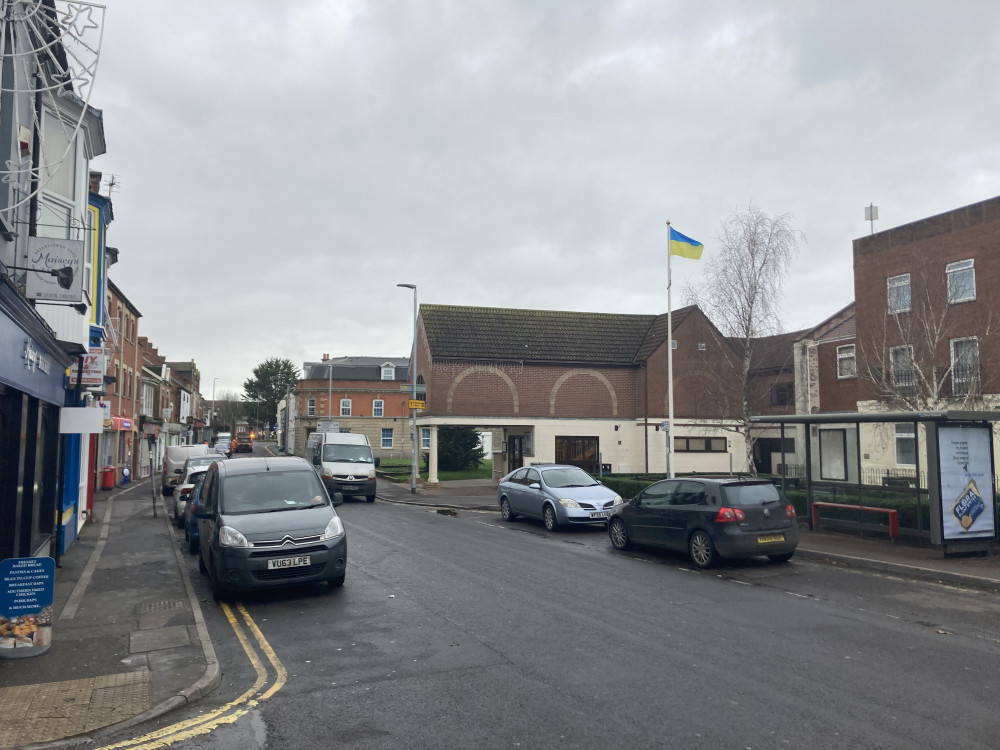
[222, 472, 328, 514]
[541, 467, 598, 488]
[721, 483, 782, 507]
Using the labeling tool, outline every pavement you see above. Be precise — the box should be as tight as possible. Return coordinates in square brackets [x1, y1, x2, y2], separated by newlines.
[1, 468, 998, 749]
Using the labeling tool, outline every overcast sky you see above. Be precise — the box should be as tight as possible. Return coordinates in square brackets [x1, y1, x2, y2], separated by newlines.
[90, 0, 1000, 397]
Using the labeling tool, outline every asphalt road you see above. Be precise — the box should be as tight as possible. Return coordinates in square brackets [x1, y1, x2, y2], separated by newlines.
[90, 453, 1000, 749]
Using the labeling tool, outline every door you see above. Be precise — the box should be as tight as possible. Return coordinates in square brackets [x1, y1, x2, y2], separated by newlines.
[508, 436, 524, 473]
[624, 480, 676, 545]
[660, 480, 708, 549]
[504, 467, 529, 515]
[520, 467, 545, 519]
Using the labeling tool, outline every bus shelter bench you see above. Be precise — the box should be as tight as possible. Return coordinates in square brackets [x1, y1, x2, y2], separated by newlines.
[810, 502, 898, 540]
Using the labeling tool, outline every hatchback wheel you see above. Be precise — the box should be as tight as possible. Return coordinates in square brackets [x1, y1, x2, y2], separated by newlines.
[688, 530, 716, 569]
[768, 552, 794, 563]
[609, 518, 631, 550]
[500, 498, 517, 522]
[327, 571, 346, 589]
[543, 504, 558, 532]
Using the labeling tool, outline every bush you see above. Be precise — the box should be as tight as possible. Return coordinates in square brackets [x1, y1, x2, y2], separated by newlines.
[432, 426, 486, 471]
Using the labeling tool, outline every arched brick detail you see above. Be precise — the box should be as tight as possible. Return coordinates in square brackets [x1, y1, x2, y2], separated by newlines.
[446, 366, 519, 414]
[550, 369, 618, 416]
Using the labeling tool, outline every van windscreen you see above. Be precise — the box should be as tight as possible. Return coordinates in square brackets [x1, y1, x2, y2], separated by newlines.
[322, 444, 373, 463]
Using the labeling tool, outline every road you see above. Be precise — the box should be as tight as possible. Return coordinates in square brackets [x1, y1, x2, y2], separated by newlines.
[89, 450, 1000, 749]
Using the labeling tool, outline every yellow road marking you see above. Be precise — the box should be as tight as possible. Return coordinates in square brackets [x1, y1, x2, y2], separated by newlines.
[94, 602, 285, 749]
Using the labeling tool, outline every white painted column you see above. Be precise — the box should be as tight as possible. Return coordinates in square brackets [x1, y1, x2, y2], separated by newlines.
[428, 425, 439, 485]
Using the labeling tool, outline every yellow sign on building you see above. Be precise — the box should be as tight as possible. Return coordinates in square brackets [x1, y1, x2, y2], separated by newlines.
[408, 399, 426, 410]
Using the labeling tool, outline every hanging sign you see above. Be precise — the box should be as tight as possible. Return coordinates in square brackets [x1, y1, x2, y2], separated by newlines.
[24, 236, 85, 302]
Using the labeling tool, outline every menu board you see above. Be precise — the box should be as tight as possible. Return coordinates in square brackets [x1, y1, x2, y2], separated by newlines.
[938, 425, 996, 542]
[0, 557, 54, 658]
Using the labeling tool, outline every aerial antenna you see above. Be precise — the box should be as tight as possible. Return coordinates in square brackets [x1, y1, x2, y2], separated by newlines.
[104, 173, 120, 196]
[864, 203, 879, 235]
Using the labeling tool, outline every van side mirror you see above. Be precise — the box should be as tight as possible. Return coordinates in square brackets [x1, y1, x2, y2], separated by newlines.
[374, 457, 381, 467]
[331, 491, 344, 507]
[312, 454, 319, 465]
[174, 468, 183, 475]
[194, 505, 211, 519]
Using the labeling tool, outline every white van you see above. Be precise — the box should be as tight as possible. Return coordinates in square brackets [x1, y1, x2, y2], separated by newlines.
[309, 432, 379, 502]
[162, 444, 210, 495]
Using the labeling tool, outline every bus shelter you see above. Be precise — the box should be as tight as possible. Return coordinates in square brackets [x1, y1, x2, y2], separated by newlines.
[749, 410, 1000, 556]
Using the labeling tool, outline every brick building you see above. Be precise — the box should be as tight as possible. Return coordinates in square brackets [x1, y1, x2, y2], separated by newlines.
[100, 279, 141, 486]
[293, 356, 412, 458]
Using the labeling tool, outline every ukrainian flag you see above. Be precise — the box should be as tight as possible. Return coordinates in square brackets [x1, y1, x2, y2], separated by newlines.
[668, 227, 704, 260]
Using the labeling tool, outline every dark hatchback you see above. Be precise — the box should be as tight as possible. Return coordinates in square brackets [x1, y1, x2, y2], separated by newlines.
[607, 477, 799, 568]
[195, 456, 347, 599]
[233, 435, 253, 453]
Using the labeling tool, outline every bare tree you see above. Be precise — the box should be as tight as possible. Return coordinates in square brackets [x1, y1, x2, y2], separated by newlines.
[212, 390, 246, 434]
[686, 204, 803, 474]
[859, 269, 998, 410]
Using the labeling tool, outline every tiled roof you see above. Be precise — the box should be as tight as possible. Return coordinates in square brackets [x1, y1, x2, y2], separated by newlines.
[729, 329, 808, 373]
[302, 357, 409, 381]
[420, 304, 698, 365]
[817, 316, 856, 343]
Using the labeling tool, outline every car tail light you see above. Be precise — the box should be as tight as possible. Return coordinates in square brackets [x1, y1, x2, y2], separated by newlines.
[180, 487, 192, 497]
[714, 507, 746, 523]
[785, 503, 797, 518]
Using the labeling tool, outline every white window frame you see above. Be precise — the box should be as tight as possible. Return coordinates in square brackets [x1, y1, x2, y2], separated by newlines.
[373, 399, 384, 417]
[340, 399, 352, 417]
[889, 345, 914, 389]
[894, 423, 916, 466]
[421, 427, 430, 449]
[836, 344, 857, 379]
[381, 428, 393, 449]
[887, 273, 911, 314]
[306, 398, 316, 417]
[946, 259, 975, 304]
[381, 364, 395, 381]
[950, 336, 980, 394]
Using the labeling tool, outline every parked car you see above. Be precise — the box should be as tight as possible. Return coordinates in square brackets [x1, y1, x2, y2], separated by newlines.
[183, 473, 207, 554]
[607, 477, 800, 568]
[497, 464, 623, 531]
[174, 468, 208, 528]
[213, 441, 231, 457]
[233, 435, 253, 454]
[161, 444, 210, 496]
[195, 456, 347, 600]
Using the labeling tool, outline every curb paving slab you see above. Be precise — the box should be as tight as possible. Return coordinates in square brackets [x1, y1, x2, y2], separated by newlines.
[2, 472, 998, 748]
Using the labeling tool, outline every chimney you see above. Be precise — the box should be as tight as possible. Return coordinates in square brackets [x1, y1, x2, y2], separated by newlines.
[321, 353, 329, 361]
[89, 170, 102, 195]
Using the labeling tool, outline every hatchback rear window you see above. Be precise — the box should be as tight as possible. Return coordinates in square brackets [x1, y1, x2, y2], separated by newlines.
[222, 471, 328, 514]
[720, 482, 782, 507]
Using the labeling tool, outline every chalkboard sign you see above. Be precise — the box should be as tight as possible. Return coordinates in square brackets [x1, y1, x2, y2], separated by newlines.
[0, 557, 55, 658]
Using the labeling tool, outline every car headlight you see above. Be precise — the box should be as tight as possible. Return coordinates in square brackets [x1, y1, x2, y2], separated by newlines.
[322, 467, 334, 478]
[367, 469, 376, 479]
[321, 515, 345, 541]
[558, 498, 581, 508]
[612, 495, 623, 506]
[219, 525, 250, 548]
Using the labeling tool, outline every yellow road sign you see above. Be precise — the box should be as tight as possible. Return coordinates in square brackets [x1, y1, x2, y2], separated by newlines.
[408, 399, 426, 410]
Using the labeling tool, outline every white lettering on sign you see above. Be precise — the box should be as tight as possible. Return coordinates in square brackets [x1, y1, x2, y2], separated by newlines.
[22, 339, 51, 374]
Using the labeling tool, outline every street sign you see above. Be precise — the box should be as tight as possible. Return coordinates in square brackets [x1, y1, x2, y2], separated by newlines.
[316, 420, 340, 433]
[408, 399, 426, 410]
[400, 385, 427, 394]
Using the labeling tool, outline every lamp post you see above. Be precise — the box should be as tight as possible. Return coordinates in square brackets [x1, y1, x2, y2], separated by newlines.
[397, 283, 418, 494]
[327, 362, 333, 420]
[211, 377, 218, 432]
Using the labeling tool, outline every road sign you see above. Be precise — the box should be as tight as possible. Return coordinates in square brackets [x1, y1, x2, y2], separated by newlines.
[400, 384, 427, 394]
[408, 399, 426, 410]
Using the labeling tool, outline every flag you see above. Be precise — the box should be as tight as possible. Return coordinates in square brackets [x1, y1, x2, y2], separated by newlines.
[669, 227, 704, 260]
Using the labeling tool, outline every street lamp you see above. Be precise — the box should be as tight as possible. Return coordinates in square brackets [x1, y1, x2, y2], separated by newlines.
[211, 377, 218, 431]
[397, 283, 418, 495]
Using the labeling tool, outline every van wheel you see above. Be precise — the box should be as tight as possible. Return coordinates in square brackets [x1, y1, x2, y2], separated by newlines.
[327, 572, 346, 589]
[210, 562, 230, 602]
[365, 495, 375, 503]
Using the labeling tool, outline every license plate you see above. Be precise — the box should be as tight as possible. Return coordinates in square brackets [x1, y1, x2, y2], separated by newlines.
[340, 485, 359, 491]
[590, 510, 612, 519]
[267, 555, 311, 569]
[757, 534, 785, 544]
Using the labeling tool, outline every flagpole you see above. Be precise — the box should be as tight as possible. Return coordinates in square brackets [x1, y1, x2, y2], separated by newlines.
[666, 220, 674, 479]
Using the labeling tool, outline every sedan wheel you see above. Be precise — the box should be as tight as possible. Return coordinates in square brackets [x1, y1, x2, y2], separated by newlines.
[543, 504, 558, 532]
[688, 530, 716, 569]
[609, 518, 631, 550]
[500, 498, 517, 522]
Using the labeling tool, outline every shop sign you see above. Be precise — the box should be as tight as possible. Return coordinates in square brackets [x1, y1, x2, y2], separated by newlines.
[22, 339, 51, 374]
[0, 557, 54, 658]
[23, 236, 85, 302]
[112, 416, 133, 431]
[71, 347, 107, 387]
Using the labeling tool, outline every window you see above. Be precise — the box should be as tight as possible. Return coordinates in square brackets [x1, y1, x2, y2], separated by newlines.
[381, 428, 393, 449]
[770, 382, 794, 406]
[894, 423, 916, 465]
[819, 429, 847, 480]
[947, 259, 975, 303]
[421, 427, 430, 449]
[340, 399, 352, 417]
[306, 398, 316, 417]
[674, 437, 727, 452]
[889, 345, 915, 395]
[837, 344, 856, 379]
[381, 364, 395, 381]
[887, 273, 911, 314]
[372, 399, 384, 417]
[951, 337, 980, 396]
[638, 481, 675, 508]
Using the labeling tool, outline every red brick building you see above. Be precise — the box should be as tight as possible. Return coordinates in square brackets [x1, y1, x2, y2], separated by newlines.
[100, 279, 141, 486]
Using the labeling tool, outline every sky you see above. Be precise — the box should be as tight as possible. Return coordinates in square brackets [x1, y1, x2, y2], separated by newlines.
[85, 0, 1000, 397]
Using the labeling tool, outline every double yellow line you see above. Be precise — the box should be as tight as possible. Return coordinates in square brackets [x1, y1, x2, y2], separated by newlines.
[96, 602, 286, 749]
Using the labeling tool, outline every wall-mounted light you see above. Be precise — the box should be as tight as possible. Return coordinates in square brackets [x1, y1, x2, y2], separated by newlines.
[1, 263, 74, 289]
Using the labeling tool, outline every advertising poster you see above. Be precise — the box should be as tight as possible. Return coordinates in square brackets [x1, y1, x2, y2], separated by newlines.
[0, 557, 55, 658]
[938, 425, 996, 542]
